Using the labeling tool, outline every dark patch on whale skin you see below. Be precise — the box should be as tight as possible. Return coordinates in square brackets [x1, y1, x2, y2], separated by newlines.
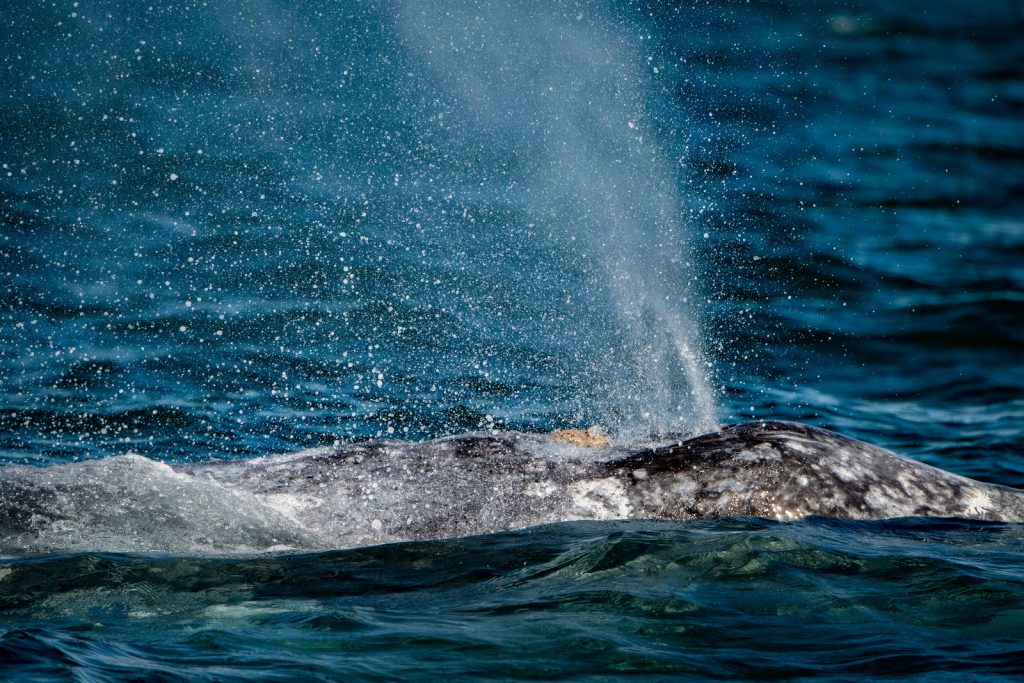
[0, 478, 65, 538]
[1, 422, 1022, 554]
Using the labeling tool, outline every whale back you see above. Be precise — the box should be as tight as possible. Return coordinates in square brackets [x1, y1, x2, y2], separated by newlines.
[0, 422, 1022, 555]
[612, 422, 1024, 522]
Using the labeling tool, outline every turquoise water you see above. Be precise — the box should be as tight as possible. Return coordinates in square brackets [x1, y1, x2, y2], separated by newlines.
[2, 520, 1024, 680]
[2, 0, 1023, 679]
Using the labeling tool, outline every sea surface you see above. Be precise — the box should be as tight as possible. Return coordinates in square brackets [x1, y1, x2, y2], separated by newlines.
[2, 0, 1023, 679]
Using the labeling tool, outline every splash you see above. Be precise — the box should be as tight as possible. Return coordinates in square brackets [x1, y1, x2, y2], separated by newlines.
[395, 1, 717, 436]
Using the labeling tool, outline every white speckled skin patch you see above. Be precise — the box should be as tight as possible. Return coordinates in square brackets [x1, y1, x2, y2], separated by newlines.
[569, 478, 633, 519]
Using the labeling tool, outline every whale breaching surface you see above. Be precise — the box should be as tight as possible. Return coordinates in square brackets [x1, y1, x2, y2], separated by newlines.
[1, 422, 1023, 555]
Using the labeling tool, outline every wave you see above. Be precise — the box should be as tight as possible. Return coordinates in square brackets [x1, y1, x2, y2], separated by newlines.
[2, 519, 1023, 679]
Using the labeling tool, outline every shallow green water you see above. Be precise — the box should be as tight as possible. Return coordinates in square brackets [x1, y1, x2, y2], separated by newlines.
[3, 519, 1024, 680]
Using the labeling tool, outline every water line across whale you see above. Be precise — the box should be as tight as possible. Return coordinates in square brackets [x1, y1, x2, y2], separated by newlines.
[2, 421, 1022, 555]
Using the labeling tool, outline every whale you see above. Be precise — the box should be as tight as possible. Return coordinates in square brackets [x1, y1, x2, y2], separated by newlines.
[1, 421, 1022, 555]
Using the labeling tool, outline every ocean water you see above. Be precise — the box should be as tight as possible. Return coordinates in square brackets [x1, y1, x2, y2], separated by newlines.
[2, 0, 1023, 679]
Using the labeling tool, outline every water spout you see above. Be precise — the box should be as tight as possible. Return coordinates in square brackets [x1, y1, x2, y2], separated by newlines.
[396, 0, 717, 435]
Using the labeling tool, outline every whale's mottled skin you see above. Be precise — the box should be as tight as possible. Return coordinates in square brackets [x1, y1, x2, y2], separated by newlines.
[1, 422, 1022, 554]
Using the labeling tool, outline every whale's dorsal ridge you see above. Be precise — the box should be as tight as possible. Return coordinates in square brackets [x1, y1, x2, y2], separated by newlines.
[2, 421, 1023, 555]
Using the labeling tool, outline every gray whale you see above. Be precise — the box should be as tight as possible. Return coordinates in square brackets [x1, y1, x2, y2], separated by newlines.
[1, 421, 1022, 555]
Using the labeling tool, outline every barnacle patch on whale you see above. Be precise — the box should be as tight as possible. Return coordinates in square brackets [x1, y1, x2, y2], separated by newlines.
[551, 426, 611, 447]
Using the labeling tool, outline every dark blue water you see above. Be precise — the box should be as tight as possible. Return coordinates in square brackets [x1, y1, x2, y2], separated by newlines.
[2, 0, 1023, 679]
